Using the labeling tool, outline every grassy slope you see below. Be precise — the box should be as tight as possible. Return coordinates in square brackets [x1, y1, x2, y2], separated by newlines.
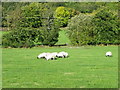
[2, 46, 118, 88]
[56, 28, 70, 45]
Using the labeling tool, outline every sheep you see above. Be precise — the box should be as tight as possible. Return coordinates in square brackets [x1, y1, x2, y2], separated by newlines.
[59, 51, 69, 58]
[37, 51, 69, 60]
[45, 53, 57, 60]
[57, 51, 69, 58]
[51, 52, 58, 57]
[105, 51, 112, 57]
[56, 52, 65, 58]
[37, 52, 47, 59]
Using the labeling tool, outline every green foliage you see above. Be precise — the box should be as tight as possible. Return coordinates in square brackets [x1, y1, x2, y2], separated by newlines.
[67, 14, 95, 46]
[2, 2, 30, 28]
[92, 9, 119, 45]
[19, 3, 44, 28]
[54, 6, 79, 27]
[64, 2, 100, 13]
[67, 7, 119, 46]
[2, 28, 42, 48]
[40, 16, 60, 46]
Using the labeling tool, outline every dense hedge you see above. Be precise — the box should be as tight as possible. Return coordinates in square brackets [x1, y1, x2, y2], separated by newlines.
[67, 8, 119, 46]
[92, 9, 119, 45]
[2, 28, 42, 48]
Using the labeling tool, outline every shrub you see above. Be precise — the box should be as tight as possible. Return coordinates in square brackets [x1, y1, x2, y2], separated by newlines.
[2, 28, 42, 48]
[40, 17, 60, 46]
[92, 9, 119, 45]
[67, 14, 95, 46]
[54, 6, 79, 27]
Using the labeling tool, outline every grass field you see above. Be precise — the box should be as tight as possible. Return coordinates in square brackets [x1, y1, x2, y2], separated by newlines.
[1, 30, 118, 88]
[56, 28, 71, 45]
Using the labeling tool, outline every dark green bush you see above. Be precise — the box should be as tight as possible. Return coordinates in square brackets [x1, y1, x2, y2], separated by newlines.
[2, 28, 42, 48]
[67, 8, 119, 46]
[92, 9, 119, 45]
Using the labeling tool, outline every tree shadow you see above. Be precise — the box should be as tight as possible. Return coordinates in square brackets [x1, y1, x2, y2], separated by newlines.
[51, 43, 68, 47]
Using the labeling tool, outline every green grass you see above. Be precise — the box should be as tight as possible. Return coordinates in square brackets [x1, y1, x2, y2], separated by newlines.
[2, 46, 118, 88]
[56, 28, 71, 45]
[1, 29, 118, 88]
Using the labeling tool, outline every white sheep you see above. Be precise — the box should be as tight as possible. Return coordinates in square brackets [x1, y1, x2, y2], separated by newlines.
[56, 53, 64, 58]
[59, 51, 69, 58]
[45, 53, 57, 60]
[105, 51, 112, 57]
[51, 52, 58, 57]
[57, 51, 69, 58]
[56, 51, 69, 58]
[37, 52, 47, 59]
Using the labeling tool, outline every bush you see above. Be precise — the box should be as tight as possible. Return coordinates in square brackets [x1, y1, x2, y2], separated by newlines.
[92, 9, 119, 45]
[54, 6, 79, 27]
[2, 28, 42, 48]
[40, 17, 60, 46]
[67, 8, 119, 46]
[67, 14, 95, 46]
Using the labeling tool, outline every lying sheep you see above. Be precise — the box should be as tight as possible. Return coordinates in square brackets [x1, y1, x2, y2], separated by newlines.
[45, 53, 57, 60]
[60, 51, 69, 58]
[37, 52, 47, 59]
[37, 51, 69, 60]
[57, 53, 65, 58]
[57, 51, 69, 58]
[105, 51, 112, 57]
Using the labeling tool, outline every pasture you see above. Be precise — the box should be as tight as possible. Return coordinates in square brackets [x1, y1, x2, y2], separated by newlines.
[1, 30, 118, 88]
[2, 46, 118, 88]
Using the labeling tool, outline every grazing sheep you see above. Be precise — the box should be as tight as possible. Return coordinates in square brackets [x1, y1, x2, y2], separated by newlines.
[58, 51, 69, 58]
[45, 53, 57, 60]
[105, 51, 112, 57]
[37, 51, 69, 60]
[57, 52, 65, 58]
[51, 52, 58, 57]
[37, 53, 47, 59]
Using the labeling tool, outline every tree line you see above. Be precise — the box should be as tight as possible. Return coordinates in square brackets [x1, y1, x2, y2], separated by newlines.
[2, 2, 119, 48]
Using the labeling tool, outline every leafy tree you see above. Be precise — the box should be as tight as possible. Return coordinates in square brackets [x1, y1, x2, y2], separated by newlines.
[40, 15, 60, 46]
[67, 14, 95, 46]
[2, 28, 42, 48]
[2, 2, 30, 28]
[19, 2, 44, 28]
[54, 6, 79, 27]
[64, 2, 100, 13]
[19, 2, 60, 46]
[92, 9, 119, 45]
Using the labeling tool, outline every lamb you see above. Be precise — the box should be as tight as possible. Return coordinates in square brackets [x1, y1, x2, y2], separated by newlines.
[105, 51, 112, 57]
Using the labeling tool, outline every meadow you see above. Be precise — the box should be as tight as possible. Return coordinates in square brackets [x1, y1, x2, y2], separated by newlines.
[2, 30, 118, 88]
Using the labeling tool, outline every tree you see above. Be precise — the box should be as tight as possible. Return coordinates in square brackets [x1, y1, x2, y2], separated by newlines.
[67, 14, 95, 46]
[40, 15, 60, 46]
[92, 8, 119, 45]
[2, 2, 60, 47]
[54, 6, 79, 27]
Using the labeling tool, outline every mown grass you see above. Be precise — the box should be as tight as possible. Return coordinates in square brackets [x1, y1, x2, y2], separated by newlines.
[1, 29, 118, 88]
[56, 28, 71, 45]
[2, 46, 118, 88]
